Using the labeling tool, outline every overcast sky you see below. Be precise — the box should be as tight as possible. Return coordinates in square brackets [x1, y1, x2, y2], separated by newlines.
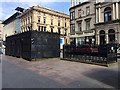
[0, 1, 70, 20]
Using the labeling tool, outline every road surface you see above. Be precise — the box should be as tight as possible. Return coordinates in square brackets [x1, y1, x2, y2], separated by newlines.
[2, 55, 119, 88]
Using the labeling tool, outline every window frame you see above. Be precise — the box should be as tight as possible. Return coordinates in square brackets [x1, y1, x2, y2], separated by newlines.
[78, 22, 82, 31]
[38, 17, 40, 23]
[43, 17, 46, 24]
[70, 11, 75, 20]
[70, 24, 75, 33]
[44, 27, 46, 32]
[86, 6, 90, 16]
[86, 20, 90, 31]
[58, 20, 60, 26]
[104, 7, 112, 22]
[51, 19, 53, 25]
[38, 26, 40, 31]
[78, 9, 82, 18]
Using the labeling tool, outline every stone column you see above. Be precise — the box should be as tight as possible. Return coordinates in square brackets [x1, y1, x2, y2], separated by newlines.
[96, 34, 99, 45]
[106, 34, 109, 44]
[116, 2, 119, 19]
[113, 3, 116, 20]
[115, 32, 118, 43]
[98, 7, 101, 22]
[96, 9, 98, 23]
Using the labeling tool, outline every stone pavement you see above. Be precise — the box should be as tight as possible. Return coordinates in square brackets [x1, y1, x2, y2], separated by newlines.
[2, 55, 119, 88]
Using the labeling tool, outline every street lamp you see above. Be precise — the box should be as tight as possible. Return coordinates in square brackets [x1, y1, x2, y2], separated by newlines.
[86, 38, 89, 43]
[92, 38, 95, 44]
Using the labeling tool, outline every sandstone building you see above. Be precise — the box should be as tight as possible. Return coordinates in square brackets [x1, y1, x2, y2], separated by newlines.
[69, 0, 120, 45]
[19, 6, 70, 47]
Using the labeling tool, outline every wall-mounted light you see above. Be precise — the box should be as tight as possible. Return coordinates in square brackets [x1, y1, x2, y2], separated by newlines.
[86, 38, 89, 42]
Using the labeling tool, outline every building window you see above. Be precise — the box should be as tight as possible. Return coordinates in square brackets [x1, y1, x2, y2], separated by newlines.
[78, 22, 82, 31]
[43, 17, 46, 24]
[31, 16, 32, 23]
[51, 28, 53, 32]
[58, 28, 61, 34]
[28, 17, 30, 23]
[70, 11, 75, 20]
[65, 29, 67, 36]
[99, 30, 106, 45]
[65, 22, 66, 27]
[24, 20, 25, 26]
[86, 20, 90, 31]
[26, 18, 27, 24]
[70, 24, 75, 33]
[58, 20, 60, 26]
[30, 25, 32, 30]
[44, 27, 46, 32]
[28, 26, 30, 31]
[41, 26, 43, 31]
[86, 6, 90, 16]
[78, 9, 82, 18]
[44, 13, 46, 16]
[26, 27, 28, 31]
[51, 19, 53, 25]
[38, 17, 40, 23]
[38, 12, 41, 16]
[104, 7, 112, 22]
[108, 29, 115, 43]
[38, 26, 40, 31]
[58, 16, 60, 19]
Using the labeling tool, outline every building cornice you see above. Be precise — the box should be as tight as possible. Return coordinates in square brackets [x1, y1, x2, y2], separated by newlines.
[33, 6, 69, 17]
[20, 6, 69, 19]
[69, 2, 90, 11]
[94, 19, 120, 26]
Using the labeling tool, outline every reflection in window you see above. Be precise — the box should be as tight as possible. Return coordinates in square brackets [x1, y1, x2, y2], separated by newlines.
[78, 22, 82, 31]
[86, 20, 90, 31]
[86, 6, 90, 16]
[38, 17, 40, 23]
[78, 9, 82, 18]
[104, 7, 112, 22]
[43, 17, 46, 24]
[70, 24, 75, 33]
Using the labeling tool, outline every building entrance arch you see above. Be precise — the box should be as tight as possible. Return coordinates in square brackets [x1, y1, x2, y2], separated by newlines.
[108, 29, 115, 43]
[99, 30, 106, 45]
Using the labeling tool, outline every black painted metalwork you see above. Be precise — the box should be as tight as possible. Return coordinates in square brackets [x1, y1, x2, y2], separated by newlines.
[5, 31, 60, 61]
[63, 43, 117, 65]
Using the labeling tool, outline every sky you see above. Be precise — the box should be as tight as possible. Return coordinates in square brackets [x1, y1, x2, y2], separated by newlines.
[0, 1, 71, 20]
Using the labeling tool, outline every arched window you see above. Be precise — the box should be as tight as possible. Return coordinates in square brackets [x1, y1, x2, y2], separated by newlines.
[99, 30, 106, 45]
[104, 7, 112, 22]
[108, 29, 115, 43]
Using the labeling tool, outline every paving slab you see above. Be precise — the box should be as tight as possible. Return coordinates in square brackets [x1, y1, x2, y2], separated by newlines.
[2, 55, 119, 88]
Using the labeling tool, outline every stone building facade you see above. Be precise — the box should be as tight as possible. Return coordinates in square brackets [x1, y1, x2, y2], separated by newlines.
[69, 2, 96, 45]
[70, 0, 81, 7]
[19, 6, 70, 46]
[95, 1, 120, 45]
[69, 0, 120, 45]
